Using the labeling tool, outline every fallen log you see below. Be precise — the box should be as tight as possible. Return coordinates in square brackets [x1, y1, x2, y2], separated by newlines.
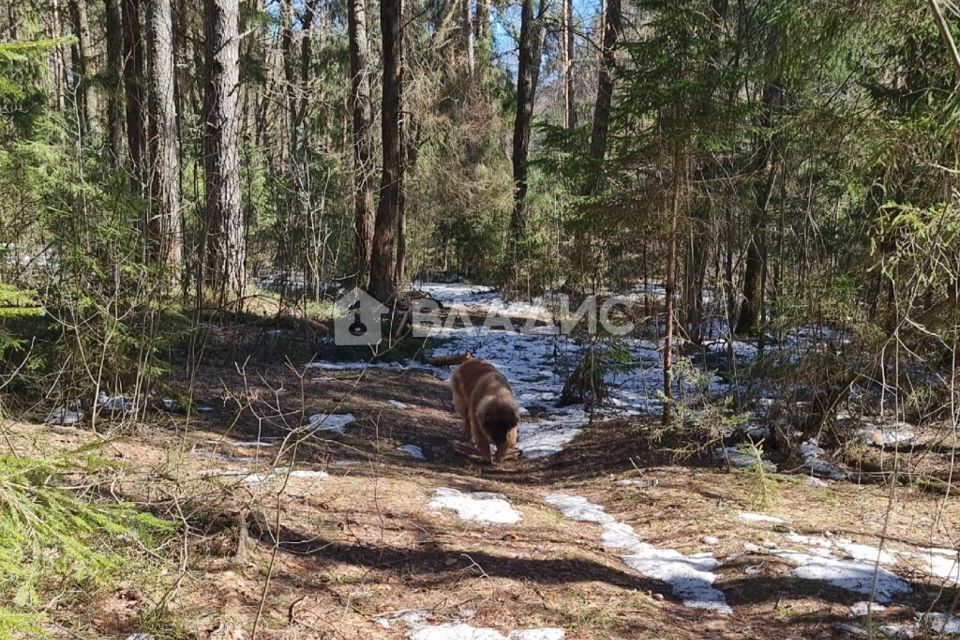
[426, 352, 473, 367]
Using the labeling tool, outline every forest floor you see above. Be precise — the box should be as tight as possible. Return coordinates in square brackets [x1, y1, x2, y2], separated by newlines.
[16, 283, 960, 639]
[13, 359, 960, 639]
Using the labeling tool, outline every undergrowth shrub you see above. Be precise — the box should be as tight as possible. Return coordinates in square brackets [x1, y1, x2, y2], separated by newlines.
[0, 451, 174, 636]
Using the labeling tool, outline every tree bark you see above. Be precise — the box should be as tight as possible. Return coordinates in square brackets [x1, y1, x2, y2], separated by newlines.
[562, 0, 575, 129]
[586, 0, 620, 190]
[105, 0, 125, 161]
[368, 0, 404, 302]
[663, 149, 684, 425]
[462, 0, 474, 75]
[147, 0, 183, 276]
[6, 3, 18, 39]
[349, 0, 376, 281]
[122, 0, 147, 190]
[203, 0, 245, 306]
[68, 0, 98, 137]
[509, 0, 548, 265]
[735, 27, 782, 335]
[48, 0, 66, 112]
[683, 0, 727, 343]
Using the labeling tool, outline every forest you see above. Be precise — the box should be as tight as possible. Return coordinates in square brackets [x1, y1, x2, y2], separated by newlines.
[2, 0, 960, 637]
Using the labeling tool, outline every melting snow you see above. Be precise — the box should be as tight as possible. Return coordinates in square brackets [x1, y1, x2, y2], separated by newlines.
[739, 512, 786, 525]
[507, 631, 565, 640]
[407, 624, 564, 640]
[45, 408, 83, 426]
[234, 440, 276, 447]
[306, 413, 356, 434]
[922, 612, 960, 635]
[405, 282, 729, 458]
[399, 444, 426, 460]
[98, 393, 135, 413]
[800, 440, 848, 480]
[769, 549, 910, 602]
[545, 494, 730, 614]
[918, 547, 960, 583]
[854, 421, 915, 447]
[389, 400, 410, 409]
[715, 447, 777, 473]
[288, 469, 329, 479]
[376, 609, 430, 629]
[429, 488, 522, 525]
[849, 601, 886, 617]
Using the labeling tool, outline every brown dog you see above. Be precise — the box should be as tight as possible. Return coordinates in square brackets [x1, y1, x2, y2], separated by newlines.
[450, 359, 520, 463]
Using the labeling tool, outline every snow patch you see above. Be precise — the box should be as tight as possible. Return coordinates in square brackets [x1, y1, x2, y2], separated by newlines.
[917, 547, 960, 583]
[429, 488, 522, 525]
[922, 612, 960, 635]
[800, 440, 848, 480]
[389, 400, 410, 409]
[306, 413, 356, 434]
[855, 421, 915, 447]
[715, 447, 777, 473]
[376, 609, 430, 629]
[507, 630, 565, 640]
[849, 601, 886, 617]
[289, 469, 329, 479]
[517, 408, 589, 458]
[234, 440, 276, 448]
[770, 549, 910, 602]
[45, 408, 83, 426]
[545, 494, 730, 614]
[739, 512, 786, 525]
[399, 444, 426, 460]
[98, 393, 136, 413]
[835, 541, 896, 565]
[406, 624, 564, 640]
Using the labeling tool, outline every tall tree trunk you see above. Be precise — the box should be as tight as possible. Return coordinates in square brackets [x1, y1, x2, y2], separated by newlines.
[122, 0, 147, 190]
[509, 0, 548, 267]
[279, 0, 297, 162]
[147, 0, 183, 276]
[277, 0, 299, 286]
[368, 0, 404, 302]
[49, 0, 66, 111]
[735, 27, 782, 335]
[105, 0, 125, 161]
[683, 200, 709, 343]
[586, 0, 620, 191]
[68, 0, 98, 137]
[562, 0, 575, 129]
[529, 0, 549, 103]
[349, 0, 375, 281]
[6, 3, 18, 39]
[683, 0, 727, 343]
[462, 0, 474, 75]
[203, 0, 245, 306]
[663, 148, 684, 425]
